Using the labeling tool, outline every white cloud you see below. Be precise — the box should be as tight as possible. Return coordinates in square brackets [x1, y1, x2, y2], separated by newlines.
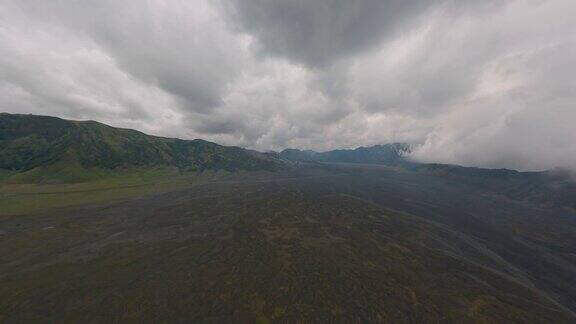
[0, 0, 575, 171]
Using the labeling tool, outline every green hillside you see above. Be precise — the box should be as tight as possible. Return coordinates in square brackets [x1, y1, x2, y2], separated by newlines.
[0, 113, 279, 183]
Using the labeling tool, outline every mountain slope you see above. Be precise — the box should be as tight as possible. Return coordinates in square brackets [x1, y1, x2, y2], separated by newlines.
[281, 143, 576, 210]
[0, 113, 280, 182]
[408, 163, 576, 210]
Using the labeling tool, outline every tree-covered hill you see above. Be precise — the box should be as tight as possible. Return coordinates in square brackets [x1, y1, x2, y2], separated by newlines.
[0, 113, 280, 182]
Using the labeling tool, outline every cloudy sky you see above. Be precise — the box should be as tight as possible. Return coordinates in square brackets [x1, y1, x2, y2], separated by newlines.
[1, 0, 575, 171]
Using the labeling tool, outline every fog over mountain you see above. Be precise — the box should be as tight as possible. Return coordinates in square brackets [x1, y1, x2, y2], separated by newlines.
[1, 0, 575, 171]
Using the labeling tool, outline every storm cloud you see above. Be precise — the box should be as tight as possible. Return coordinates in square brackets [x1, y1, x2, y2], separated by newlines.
[0, 0, 575, 171]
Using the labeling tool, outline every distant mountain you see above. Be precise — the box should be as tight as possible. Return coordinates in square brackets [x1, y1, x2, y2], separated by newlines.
[0, 113, 280, 182]
[280, 143, 411, 165]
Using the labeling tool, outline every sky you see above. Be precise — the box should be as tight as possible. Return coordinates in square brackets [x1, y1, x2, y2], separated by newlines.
[1, 0, 575, 171]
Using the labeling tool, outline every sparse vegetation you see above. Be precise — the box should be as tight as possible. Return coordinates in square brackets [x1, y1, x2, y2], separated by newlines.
[1, 166, 576, 322]
[1, 114, 576, 323]
[1, 175, 574, 323]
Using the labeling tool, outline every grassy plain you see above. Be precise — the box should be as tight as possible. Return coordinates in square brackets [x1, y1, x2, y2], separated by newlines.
[0, 167, 270, 216]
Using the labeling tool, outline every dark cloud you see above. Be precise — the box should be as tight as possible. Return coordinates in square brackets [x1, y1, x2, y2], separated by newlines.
[224, 0, 435, 67]
[223, 0, 500, 68]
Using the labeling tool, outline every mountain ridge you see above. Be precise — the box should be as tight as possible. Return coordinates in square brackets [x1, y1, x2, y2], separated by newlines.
[280, 142, 412, 165]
